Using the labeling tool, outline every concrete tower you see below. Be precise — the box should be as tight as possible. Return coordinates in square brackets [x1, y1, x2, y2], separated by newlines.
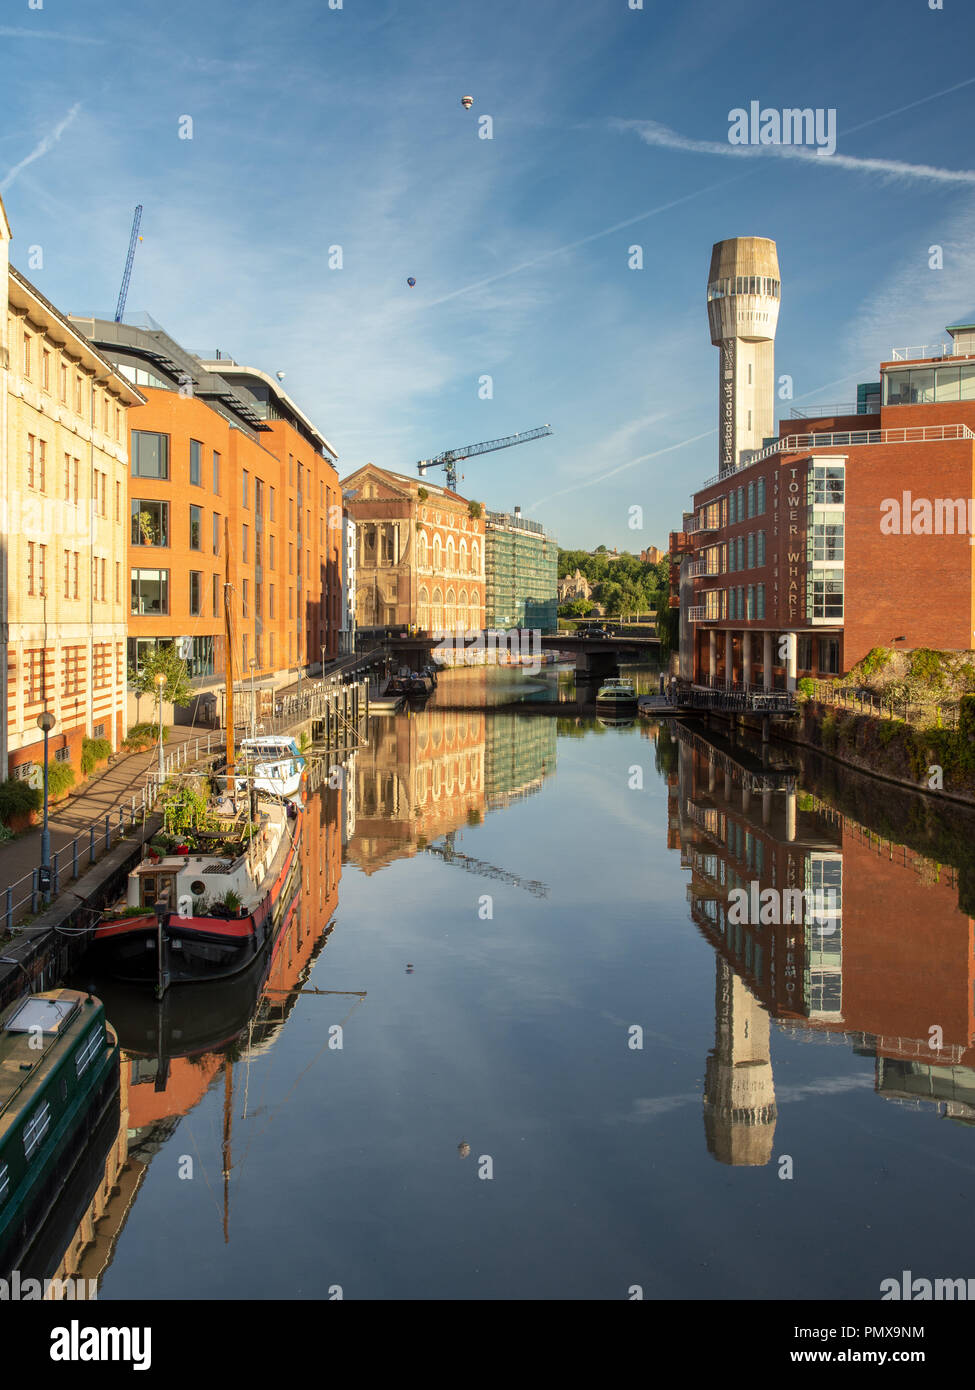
[707, 237, 780, 474]
[703, 958, 778, 1166]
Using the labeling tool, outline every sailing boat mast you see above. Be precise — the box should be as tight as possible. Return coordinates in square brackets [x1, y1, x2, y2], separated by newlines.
[224, 517, 235, 786]
[221, 1059, 233, 1245]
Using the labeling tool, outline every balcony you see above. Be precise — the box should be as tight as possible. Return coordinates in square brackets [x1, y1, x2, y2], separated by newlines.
[685, 517, 720, 535]
[888, 344, 956, 362]
[687, 606, 707, 622]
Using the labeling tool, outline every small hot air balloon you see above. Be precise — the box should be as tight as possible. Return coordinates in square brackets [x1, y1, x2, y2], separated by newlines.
[461, 96, 473, 110]
[407, 277, 416, 287]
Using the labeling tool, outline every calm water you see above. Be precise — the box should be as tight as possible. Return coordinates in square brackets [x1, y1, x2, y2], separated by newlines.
[62, 677, 975, 1300]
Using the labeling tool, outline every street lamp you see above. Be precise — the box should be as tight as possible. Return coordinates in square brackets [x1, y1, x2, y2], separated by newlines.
[154, 672, 166, 782]
[36, 711, 56, 904]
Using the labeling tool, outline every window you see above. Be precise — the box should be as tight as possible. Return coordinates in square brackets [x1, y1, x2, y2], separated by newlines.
[736, 537, 744, 570]
[288, 543, 293, 575]
[728, 491, 736, 526]
[819, 637, 840, 674]
[63, 549, 70, 599]
[737, 486, 744, 519]
[288, 454, 294, 484]
[131, 569, 169, 615]
[42, 349, 51, 391]
[269, 583, 275, 618]
[213, 513, 220, 554]
[269, 535, 275, 569]
[26, 436, 46, 490]
[213, 574, 220, 617]
[808, 513, 844, 562]
[73, 457, 79, 502]
[242, 524, 249, 562]
[190, 439, 202, 486]
[190, 505, 202, 550]
[74, 374, 82, 413]
[115, 480, 121, 521]
[269, 486, 275, 521]
[242, 470, 249, 508]
[810, 463, 845, 505]
[189, 571, 202, 615]
[242, 578, 249, 615]
[289, 498, 294, 528]
[63, 453, 71, 501]
[23, 1100, 51, 1160]
[28, 542, 35, 596]
[115, 562, 120, 603]
[757, 477, 766, 514]
[38, 545, 47, 597]
[132, 431, 169, 479]
[747, 481, 755, 518]
[131, 500, 169, 547]
[23, 332, 31, 377]
[255, 479, 264, 516]
[76, 1026, 103, 1078]
[97, 558, 107, 602]
[798, 635, 814, 670]
[728, 586, 736, 619]
[213, 451, 221, 492]
[808, 569, 844, 619]
[756, 531, 766, 565]
[756, 584, 765, 619]
[63, 646, 84, 695]
[25, 649, 44, 703]
[737, 586, 744, 618]
[728, 541, 736, 573]
[255, 583, 262, 619]
[746, 585, 755, 619]
[59, 361, 67, 402]
[747, 533, 754, 569]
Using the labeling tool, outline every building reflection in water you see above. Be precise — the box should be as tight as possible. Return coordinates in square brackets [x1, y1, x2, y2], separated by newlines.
[663, 718, 975, 1166]
[346, 710, 556, 874]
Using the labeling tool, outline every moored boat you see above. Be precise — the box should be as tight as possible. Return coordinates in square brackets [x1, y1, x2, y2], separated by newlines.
[235, 735, 306, 798]
[0, 989, 119, 1274]
[595, 677, 638, 710]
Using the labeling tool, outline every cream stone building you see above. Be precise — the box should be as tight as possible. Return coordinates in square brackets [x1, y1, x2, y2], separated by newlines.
[342, 463, 485, 635]
[0, 192, 144, 781]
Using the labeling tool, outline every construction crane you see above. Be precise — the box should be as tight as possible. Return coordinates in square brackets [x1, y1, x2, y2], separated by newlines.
[114, 205, 143, 323]
[420, 830, 548, 898]
[417, 425, 552, 492]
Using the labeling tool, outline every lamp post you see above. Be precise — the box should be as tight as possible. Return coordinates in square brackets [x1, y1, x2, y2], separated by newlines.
[155, 672, 166, 783]
[36, 711, 56, 903]
[249, 658, 258, 739]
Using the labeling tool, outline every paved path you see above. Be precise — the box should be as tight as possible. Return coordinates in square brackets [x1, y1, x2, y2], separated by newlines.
[0, 725, 207, 910]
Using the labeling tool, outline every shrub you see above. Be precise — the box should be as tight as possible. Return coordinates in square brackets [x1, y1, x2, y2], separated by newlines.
[796, 677, 815, 700]
[467, 501, 482, 520]
[907, 647, 947, 688]
[81, 736, 113, 776]
[0, 778, 41, 825]
[47, 762, 76, 799]
[960, 695, 975, 743]
[123, 722, 168, 752]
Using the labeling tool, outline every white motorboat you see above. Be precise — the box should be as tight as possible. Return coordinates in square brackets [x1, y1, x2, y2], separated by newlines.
[595, 677, 638, 710]
[235, 736, 306, 798]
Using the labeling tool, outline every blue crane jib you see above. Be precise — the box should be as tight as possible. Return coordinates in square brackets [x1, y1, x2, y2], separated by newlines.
[114, 205, 143, 324]
[416, 425, 552, 491]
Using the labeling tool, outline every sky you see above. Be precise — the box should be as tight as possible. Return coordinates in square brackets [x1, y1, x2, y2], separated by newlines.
[2, 0, 975, 551]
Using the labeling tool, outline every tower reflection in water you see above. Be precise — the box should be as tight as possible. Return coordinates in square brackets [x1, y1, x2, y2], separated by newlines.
[663, 719, 975, 1167]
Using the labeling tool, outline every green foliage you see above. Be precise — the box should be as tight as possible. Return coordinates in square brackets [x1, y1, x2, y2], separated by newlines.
[417, 487, 428, 501]
[221, 889, 243, 912]
[0, 778, 41, 825]
[162, 782, 217, 837]
[797, 677, 815, 700]
[960, 695, 975, 743]
[907, 647, 947, 688]
[466, 808, 482, 826]
[850, 647, 892, 683]
[128, 642, 192, 706]
[47, 762, 76, 799]
[123, 721, 169, 751]
[467, 501, 482, 520]
[81, 736, 113, 776]
[297, 731, 310, 754]
[820, 711, 838, 751]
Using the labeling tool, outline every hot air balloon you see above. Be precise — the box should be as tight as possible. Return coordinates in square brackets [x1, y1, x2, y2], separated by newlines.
[407, 277, 416, 287]
[461, 96, 473, 109]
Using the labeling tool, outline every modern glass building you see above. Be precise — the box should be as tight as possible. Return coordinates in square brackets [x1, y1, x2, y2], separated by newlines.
[484, 508, 557, 632]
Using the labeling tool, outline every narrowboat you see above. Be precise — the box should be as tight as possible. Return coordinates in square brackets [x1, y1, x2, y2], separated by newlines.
[89, 798, 302, 988]
[0, 989, 119, 1275]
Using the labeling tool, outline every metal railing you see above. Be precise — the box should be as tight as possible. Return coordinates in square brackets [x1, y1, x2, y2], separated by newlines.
[888, 344, 956, 361]
[804, 679, 962, 728]
[789, 403, 861, 418]
[700, 422, 975, 488]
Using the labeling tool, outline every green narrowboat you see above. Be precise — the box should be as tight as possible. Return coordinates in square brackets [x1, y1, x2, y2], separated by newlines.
[0, 989, 119, 1274]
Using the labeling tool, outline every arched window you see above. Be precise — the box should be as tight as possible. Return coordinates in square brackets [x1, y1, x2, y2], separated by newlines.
[446, 537, 456, 573]
[418, 584, 429, 631]
[459, 537, 468, 573]
[459, 589, 468, 630]
[417, 531, 428, 568]
[446, 586, 456, 631]
[471, 540, 480, 574]
[432, 535, 442, 572]
[432, 586, 444, 633]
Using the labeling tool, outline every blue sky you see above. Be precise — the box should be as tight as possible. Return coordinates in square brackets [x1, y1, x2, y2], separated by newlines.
[2, 0, 975, 550]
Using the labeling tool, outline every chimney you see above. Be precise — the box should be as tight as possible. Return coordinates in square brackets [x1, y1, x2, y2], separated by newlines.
[514, 505, 521, 517]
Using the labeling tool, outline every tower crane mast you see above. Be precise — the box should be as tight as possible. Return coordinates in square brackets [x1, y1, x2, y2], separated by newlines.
[417, 425, 552, 491]
[114, 205, 143, 324]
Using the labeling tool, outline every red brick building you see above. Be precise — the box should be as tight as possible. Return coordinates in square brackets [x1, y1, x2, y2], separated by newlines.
[673, 240, 975, 686]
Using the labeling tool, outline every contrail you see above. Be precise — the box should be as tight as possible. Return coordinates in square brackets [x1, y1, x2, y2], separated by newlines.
[616, 118, 975, 186]
[1, 103, 82, 191]
[420, 172, 749, 309]
[527, 428, 716, 510]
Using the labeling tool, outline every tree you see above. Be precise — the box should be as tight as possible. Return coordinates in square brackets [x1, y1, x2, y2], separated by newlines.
[129, 642, 192, 707]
